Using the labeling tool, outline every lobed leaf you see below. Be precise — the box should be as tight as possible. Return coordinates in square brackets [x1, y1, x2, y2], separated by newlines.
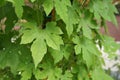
[31, 38, 47, 68]
[21, 22, 63, 67]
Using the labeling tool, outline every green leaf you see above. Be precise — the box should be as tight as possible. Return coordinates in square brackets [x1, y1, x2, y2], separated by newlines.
[55, 0, 75, 36]
[31, 38, 47, 68]
[21, 22, 63, 67]
[82, 47, 94, 68]
[0, 34, 20, 73]
[13, 0, 24, 18]
[74, 44, 82, 55]
[66, 23, 73, 37]
[49, 44, 72, 63]
[43, 0, 54, 16]
[6, 0, 14, 3]
[72, 36, 82, 55]
[30, 0, 36, 2]
[82, 26, 92, 39]
[108, 3, 118, 26]
[49, 48, 63, 63]
[90, 0, 118, 26]
[85, 39, 101, 56]
[34, 69, 47, 80]
[77, 17, 98, 39]
[102, 35, 120, 58]
[20, 22, 38, 44]
[77, 66, 89, 80]
[67, 6, 79, 24]
[55, 0, 71, 21]
[91, 68, 113, 80]
[0, 0, 6, 7]
[66, 7, 79, 36]
[21, 70, 32, 80]
[20, 22, 46, 67]
[44, 22, 63, 50]
[20, 30, 36, 44]
[45, 22, 63, 34]
[0, 0, 118, 79]
[55, 0, 68, 22]
[63, 44, 73, 60]
[55, 0, 80, 36]
[37, 61, 62, 80]
[45, 34, 63, 50]
[61, 71, 73, 80]
[0, 50, 19, 73]
[73, 36, 101, 68]
[73, 36, 100, 56]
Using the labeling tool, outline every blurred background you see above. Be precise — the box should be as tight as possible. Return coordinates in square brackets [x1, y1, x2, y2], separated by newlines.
[101, 0, 120, 80]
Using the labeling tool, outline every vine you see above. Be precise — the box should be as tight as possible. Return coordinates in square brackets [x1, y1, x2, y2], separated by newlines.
[0, 0, 120, 80]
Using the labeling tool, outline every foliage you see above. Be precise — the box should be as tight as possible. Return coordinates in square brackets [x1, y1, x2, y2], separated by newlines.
[0, 0, 120, 80]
